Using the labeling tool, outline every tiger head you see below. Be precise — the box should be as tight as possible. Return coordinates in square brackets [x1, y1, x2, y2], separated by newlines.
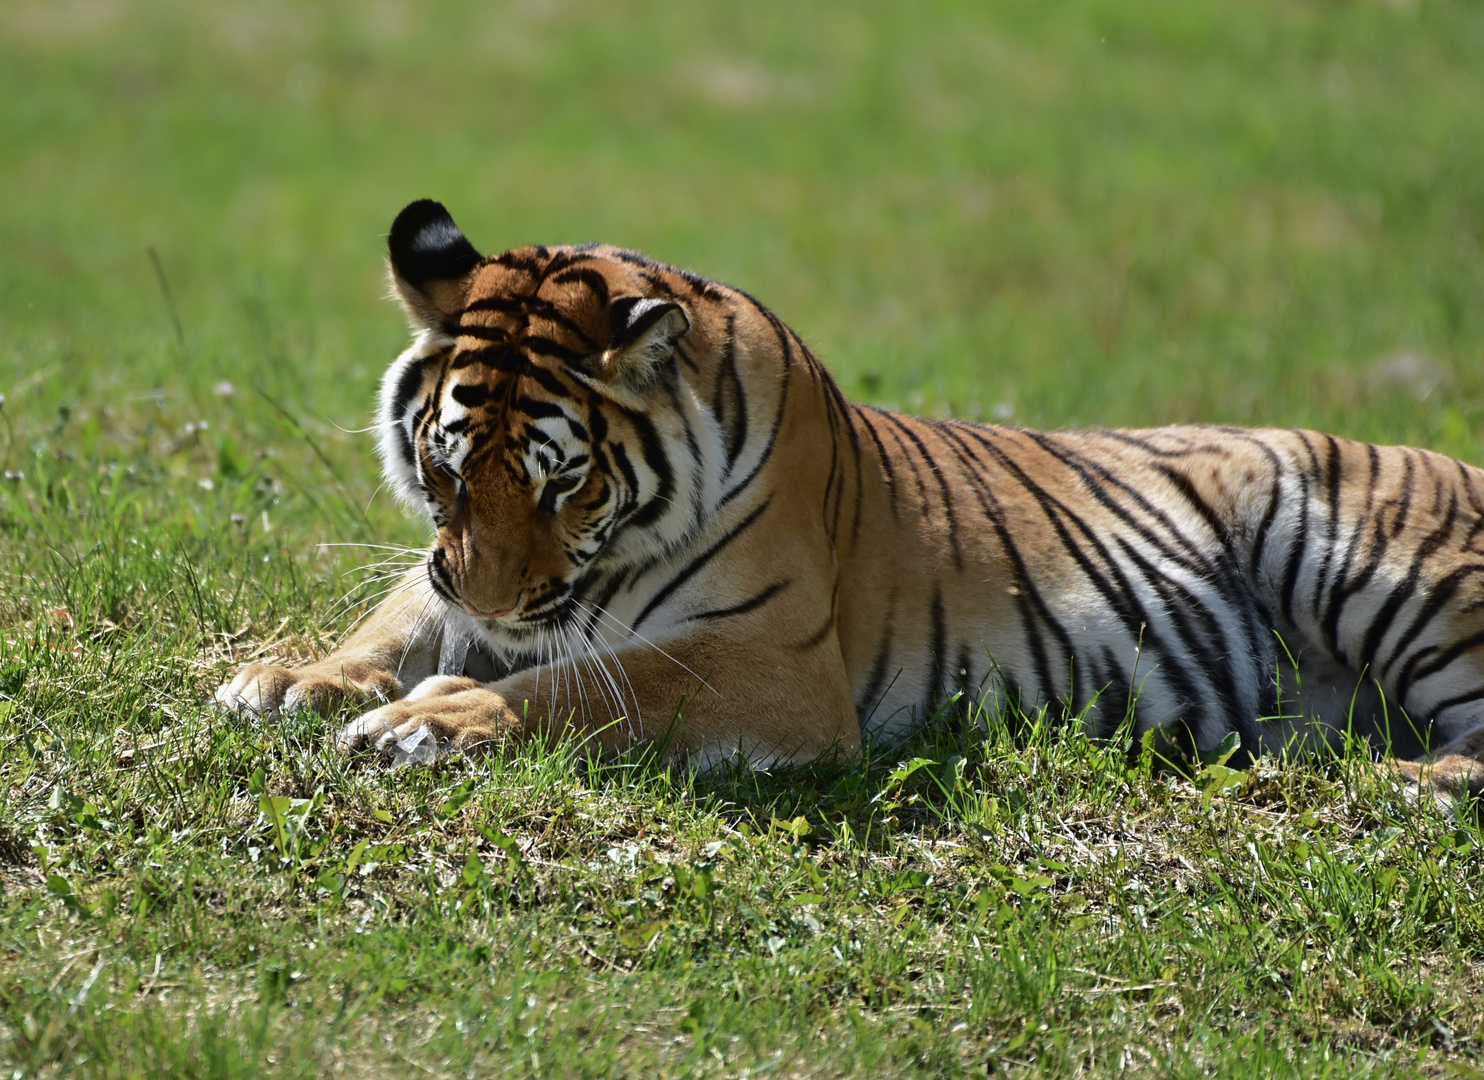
[377, 200, 724, 651]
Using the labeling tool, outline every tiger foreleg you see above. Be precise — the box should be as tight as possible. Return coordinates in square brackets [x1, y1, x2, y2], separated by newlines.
[214, 570, 445, 721]
[334, 629, 862, 766]
[334, 676, 521, 760]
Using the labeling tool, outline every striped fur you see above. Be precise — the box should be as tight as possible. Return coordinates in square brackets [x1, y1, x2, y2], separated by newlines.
[215, 201, 1484, 795]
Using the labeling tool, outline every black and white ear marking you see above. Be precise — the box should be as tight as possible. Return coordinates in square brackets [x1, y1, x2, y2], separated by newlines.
[602, 298, 690, 381]
[387, 200, 483, 331]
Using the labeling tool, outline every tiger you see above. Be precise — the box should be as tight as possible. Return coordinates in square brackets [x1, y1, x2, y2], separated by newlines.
[215, 198, 1484, 799]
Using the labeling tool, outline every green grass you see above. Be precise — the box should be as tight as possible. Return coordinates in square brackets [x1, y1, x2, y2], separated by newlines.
[4, 0, 1484, 1075]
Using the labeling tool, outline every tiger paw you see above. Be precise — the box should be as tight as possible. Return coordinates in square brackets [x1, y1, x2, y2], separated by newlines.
[214, 661, 398, 721]
[1388, 755, 1484, 818]
[334, 679, 511, 761]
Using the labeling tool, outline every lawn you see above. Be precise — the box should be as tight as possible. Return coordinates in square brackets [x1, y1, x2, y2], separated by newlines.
[4, 0, 1484, 1075]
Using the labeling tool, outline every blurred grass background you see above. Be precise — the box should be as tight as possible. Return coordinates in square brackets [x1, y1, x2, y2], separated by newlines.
[5, 0, 1482, 475]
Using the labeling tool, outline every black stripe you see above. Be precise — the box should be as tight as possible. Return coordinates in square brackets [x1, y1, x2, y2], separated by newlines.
[1244, 440, 1286, 580]
[1097, 430, 1202, 458]
[932, 423, 1073, 708]
[688, 579, 791, 623]
[1400, 612, 1484, 688]
[822, 375, 865, 548]
[458, 298, 525, 319]
[524, 336, 587, 365]
[955, 425, 1212, 726]
[1139, 456, 1270, 666]
[491, 251, 547, 274]
[1025, 431, 1220, 579]
[953, 429, 1176, 715]
[1153, 464, 1230, 549]
[719, 310, 794, 507]
[1389, 452, 1417, 538]
[427, 548, 458, 603]
[1277, 462, 1312, 628]
[389, 359, 431, 468]
[869, 407, 929, 516]
[1106, 531, 1252, 727]
[391, 356, 431, 415]
[795, 587, 842, 652]
[711, 314, 748, 475]
[615, 406, 676, 531]
[1318, 446, 1382, 659]
[819, 377, 844, 544]
[517, 362, 578, 402]
[1319, 514, 1388, 663]
[857, 410, 900, 521]
[883, 415, 962, 569]
[412, 362, 452, 498]
[452, 341, 529, 372]
[928, 586, 946, 710]
[1424, 684, 1484, 718]
[606, 441, 640, 518]
[673, 340, 702, 376]
[1309, 434, 1344, 613]
[1456, 459, 1484, 550]
[632, 496, 773, 632]
[1368, 492, 1460, 680]
[857, 595, 896, 718]
[451, 382, 495, 408]
[550, 266, 610, 307]
[534, 307, 602, 352]
[613, 249, 658, 269]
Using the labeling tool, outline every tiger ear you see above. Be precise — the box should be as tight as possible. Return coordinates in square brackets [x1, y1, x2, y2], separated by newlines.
[387, 200, 483, 332]
[601, 298, 690, 381]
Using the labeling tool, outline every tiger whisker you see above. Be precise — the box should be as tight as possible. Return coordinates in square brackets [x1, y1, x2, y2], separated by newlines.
[570, 605, 639, 719]
[335, 561, 425, 588]
[395, 593, 440, 682]
[323, 574, 421, 628]
[572, 613, 634, 724]
[576, 600, 719, 698]
[570, 620, 624, 724]
[591, 631, 640, 727]
[557, 622, 595, 723]
[565, 622, 606, 727]
[317, 542, 427, 553]
[560, 623, 590, 728]
[323, 567, 425, 627]
[536, 624, 552, 712]
[361, 479, 395, 519]
[341, 562, 426, 586]
[571, 603, 656, 716]
[323, 553, 425, 591]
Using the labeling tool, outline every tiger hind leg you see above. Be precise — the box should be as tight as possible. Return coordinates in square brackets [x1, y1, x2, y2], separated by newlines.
[1389, 722, 1484, 812]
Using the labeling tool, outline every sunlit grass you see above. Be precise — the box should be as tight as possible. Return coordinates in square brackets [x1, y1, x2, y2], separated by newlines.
[5, 0, 1484, 1075]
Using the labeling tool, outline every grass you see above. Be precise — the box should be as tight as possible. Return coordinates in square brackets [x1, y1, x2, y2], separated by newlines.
[4, 0, 1484, 1074]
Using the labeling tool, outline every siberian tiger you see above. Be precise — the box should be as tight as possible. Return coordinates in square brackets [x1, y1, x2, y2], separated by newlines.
[216, 199, 1484, 798]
